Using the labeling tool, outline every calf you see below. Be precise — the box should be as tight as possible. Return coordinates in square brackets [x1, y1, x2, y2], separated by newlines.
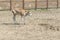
[12, 8, 32, 25]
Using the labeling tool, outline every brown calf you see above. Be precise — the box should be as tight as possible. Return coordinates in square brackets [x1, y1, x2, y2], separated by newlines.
[12, 8, 32, 24]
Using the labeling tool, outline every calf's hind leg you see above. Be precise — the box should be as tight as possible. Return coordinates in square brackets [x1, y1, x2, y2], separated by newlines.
[13, 14, 16, 24]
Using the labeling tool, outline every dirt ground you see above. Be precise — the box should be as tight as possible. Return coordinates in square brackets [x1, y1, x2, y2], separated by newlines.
[0, 9, 60, 40]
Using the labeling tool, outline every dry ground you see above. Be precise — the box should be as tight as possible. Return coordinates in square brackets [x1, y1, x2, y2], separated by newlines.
[0, 9, 60, 40]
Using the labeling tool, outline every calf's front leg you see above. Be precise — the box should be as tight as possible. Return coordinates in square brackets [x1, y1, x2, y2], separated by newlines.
[21, 16, 25, 25]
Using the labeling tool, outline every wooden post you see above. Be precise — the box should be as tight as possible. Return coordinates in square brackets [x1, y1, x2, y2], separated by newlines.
[10, 0, 12, 10]
[35, 0, 37, 10]
[46, 0, 48, 9]
[57, 0, 58, 8]
[23, 0, 24, 9]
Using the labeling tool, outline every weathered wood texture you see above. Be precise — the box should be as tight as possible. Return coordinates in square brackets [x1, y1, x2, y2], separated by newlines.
[0, 0, 60, 10]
